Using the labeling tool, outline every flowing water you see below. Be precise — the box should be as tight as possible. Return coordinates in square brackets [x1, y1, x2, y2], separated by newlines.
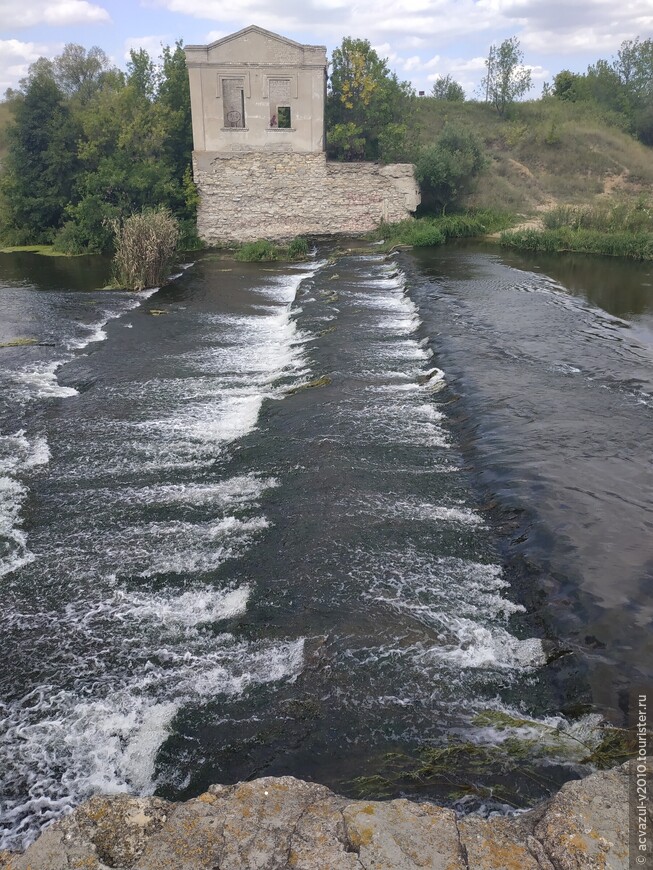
[0, 243, 651, 850]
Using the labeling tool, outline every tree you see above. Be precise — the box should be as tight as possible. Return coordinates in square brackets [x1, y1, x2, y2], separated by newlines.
[584, 59, 627, 114]
[0, 38, 198, 253]
[431, 75, 465, 102]
[613, 38, 653, 144]
[482, 37, 532, 117]
[156, 42, 193, 185]
[0, 69, 79, 243]
[327, 37, 416, 161]
[53, 44, 112, 102]
[552, 70, 585, 102]
[414, 125, 486, 212]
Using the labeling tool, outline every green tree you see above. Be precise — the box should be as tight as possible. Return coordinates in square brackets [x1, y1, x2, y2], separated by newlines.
[584, 59, 627, 114]
[482, 37, 532, 117]
[53, 44, 112, 102]
[431, 75, 465, 102]
[414, 125, 486, 212]
[614, 38, 653, 144]
[0, 70, 79, 243]
[156, 42, 194, 190]
[327, 37, 416, 161]
[552, 70, 585, 102]
[1, 40, 197, 252]
[127, 48, 159, 101]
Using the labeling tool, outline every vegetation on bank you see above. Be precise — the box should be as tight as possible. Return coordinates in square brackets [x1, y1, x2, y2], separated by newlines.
[0, 33, 651, 261]
[234, 237, 310, 262]
[371, 210, 515, 251]
[501, 200, 653, 260]
[501, 227, 653, 260]
[0, 244, 74, 256]
[0, 42, 198, 255]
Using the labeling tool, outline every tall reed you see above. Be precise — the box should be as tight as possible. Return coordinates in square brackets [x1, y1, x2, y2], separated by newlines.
[112, 209, 180, 291]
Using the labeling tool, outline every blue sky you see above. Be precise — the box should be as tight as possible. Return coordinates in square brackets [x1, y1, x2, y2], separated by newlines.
[1, 0, 651, 97]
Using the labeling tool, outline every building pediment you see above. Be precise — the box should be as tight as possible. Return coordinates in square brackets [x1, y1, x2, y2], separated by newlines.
[185, 25, 326, 68]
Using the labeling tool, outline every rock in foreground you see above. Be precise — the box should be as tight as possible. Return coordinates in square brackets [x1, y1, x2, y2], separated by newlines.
[0, 762, 631, 869]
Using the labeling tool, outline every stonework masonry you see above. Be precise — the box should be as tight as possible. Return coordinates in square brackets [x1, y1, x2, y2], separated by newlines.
[194, 151, 421, 243]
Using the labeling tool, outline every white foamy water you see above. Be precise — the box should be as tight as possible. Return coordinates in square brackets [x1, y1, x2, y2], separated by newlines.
[34, 511, 270, 585]
[0, 431, 50, 579]
[349, 548, 541, 673]
[65, 287, 161, 352]
[99, 270, 317, 476]
[353, 495, 482, 526]
[0, 602, 304, 851]
[0, 264, 324, 851]
[83, 475, 280, 511]
[9, 361, 79, 400]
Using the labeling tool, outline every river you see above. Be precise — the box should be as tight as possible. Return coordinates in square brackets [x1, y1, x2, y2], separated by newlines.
[0, 243, 651, 850]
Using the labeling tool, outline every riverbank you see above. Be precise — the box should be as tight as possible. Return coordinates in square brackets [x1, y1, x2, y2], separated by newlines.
[0, 245, 75, 257]
[499, 202, 653, 260]
[0, 762, 632, 869]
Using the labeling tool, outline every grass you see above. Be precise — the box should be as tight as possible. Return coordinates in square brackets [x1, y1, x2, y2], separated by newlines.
[415, 97, 653, 215]
[371, 209, 515, 251]
[0, 244, 74, 257]
[234, 236, 310, 262]
[501, 227, 653, 260]
[500, 198, 653, 260]
[542, 200, 653, 233]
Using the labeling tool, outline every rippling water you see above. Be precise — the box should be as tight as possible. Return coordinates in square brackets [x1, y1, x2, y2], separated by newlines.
[0, 244, 651, 851]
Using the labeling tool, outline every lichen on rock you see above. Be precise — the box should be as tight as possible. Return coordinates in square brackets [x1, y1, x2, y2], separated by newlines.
[0, 762, 635, 869]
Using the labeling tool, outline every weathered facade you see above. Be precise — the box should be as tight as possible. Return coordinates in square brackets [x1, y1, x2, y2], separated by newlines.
[185, 27, 327, 155]
[184, 26, 420, 243]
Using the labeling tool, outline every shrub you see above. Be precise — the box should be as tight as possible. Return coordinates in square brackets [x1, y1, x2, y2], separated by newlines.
[287, 236, 309, 259]
[111, 208, 180, 290]
[327, 122, 366, 161]
[234, 240, 278, 261]
[235, 237, 310, 262]
[377, 123, 415, 163]
[415, 125, 487, 213]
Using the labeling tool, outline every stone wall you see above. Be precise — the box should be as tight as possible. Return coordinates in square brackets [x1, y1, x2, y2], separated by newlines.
[193, 151, 420, 243]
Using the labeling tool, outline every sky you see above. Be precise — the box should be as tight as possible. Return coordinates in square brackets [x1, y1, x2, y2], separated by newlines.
[1, 0, 652, 98]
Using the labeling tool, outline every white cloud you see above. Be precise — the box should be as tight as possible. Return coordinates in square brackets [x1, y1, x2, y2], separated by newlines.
[0, 38, 57, 92]
[449, 56, 487, 73]
[402, 55, 422, 72]
[123, 34, 170, 60]
[422, 55, 441, 70]
[524, 63, 549, 81]
[0, 0, 110, 28]
[205, 30, 228, 44]
[148, 0, 651, 61]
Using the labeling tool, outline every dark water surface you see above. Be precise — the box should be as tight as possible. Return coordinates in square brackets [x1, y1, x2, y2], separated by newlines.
[0, 245, 651, 850]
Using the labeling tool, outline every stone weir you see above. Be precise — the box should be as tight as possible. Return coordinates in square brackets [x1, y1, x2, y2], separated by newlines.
[194, 152, 421, 244]
[0, 762, 634, 869]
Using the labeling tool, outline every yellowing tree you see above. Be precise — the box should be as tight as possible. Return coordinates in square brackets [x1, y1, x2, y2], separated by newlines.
[327, 37, 415, 162]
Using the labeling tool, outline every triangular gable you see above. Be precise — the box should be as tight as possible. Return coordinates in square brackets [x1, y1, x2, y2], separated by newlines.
[202, 25, 310, 53]
[185, 26, 326, 66]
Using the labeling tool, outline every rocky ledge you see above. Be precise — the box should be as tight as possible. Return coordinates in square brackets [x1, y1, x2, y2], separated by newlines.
[0, 762, 633, 870]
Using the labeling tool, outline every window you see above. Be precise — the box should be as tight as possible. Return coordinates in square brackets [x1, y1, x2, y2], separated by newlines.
[269, 79, 292, 128]
[277, 106, 291, 128]
[223, 78, 245, 128]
